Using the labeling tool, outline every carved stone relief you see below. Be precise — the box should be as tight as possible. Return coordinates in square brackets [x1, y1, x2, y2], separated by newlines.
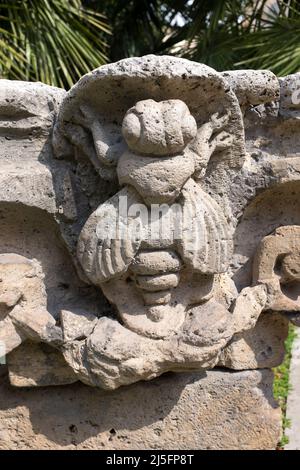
[1, 56, 300, 393]
[253, 226, 300, 325]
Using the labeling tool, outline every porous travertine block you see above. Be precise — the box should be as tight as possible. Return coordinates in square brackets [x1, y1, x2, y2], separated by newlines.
[0, 369, 281, 450]
[1, 56, 300, 451]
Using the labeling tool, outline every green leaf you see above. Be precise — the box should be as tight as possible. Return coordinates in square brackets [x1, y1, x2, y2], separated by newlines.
[0, 0, 110, 88]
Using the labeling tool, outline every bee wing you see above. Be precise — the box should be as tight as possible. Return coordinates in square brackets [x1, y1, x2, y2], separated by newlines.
[77, 187, 143, 284]
[177, 179, 232, 274]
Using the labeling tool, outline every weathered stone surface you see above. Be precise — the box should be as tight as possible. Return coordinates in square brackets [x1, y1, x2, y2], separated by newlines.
[2, 55, 300, 448]
[253, 226, 300, 316]
[221, 70, 279, 110]
[7, 342, 77, 387]
[1, 59, 300, 389]
[122, 99, 197, 156]
[69, 58, 244, 385]
[60, 309, 98, 342]
[218, 313, 289, 369]
[54, 56, 245, 176]
[0, 369, 281, 450]
[0, 80, 65, 214]
[0, 318, 24, 356]
[62, 301, 234, 390]
[0, 254, 48, 354]
[0, 203, 109, 386]
[279, 73, 300, 119]
[231, 284, 267, 334]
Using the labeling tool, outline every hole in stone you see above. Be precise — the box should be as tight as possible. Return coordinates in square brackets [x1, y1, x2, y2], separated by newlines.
[69, 424, 78, 434]
[108, 428, 117, 441]
[274, 255, 284, 275]
[58, 282, 70, 289]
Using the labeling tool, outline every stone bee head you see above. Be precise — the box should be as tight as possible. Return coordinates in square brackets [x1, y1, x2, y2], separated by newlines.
[122, 99, 197, 156]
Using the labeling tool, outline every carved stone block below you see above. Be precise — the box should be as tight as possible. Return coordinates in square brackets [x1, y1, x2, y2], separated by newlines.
[7, 342, 77, 387]
[0, 369, 281, 449]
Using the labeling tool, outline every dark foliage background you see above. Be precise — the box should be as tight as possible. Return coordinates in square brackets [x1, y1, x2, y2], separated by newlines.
[0, 0, 299, 88]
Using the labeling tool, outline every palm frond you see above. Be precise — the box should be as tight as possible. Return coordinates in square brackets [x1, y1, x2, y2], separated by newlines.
[0, 0, 110, 88]
[235, 2, 300, 75]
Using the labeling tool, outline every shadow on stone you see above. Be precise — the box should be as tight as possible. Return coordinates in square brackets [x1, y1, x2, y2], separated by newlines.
[0, 368, 281, 449]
